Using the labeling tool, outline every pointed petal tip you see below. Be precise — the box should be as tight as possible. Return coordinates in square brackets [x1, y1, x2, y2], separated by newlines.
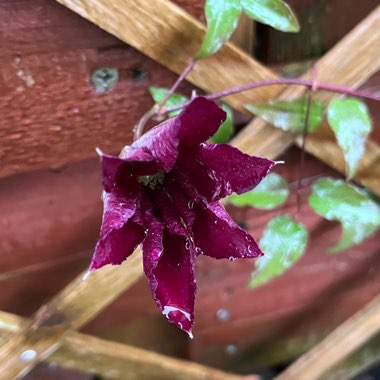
[162, 305, 194, 336]
[95, 147, 104, 157]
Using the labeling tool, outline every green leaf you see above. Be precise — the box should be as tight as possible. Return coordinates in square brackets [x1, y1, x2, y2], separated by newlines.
[209, 104, 234, 143]
[327, 98, 372, 179]
[148, 87, 188, 116]
[226, 173, 288, 210]
[249, 215, 308, 288]
[309, 178, 380, 253]
[245, 98, 324, 133]
[241, 0, 300, 32]
[196, 0, 241, 60]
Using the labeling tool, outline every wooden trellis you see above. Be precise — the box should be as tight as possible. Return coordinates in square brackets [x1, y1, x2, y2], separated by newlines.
[0, 1, 379, 379]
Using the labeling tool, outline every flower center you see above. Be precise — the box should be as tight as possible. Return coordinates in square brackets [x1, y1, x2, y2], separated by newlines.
[137, 171, 165, 190]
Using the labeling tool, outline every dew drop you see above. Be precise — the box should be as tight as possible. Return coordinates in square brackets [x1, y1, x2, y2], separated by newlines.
[185, 240, 190, 250]
[216, 308, 231, 321]
[225, 344, 238, 356]
[19, 350, 37, 362]
[188, 200, 194, 209]
[195, 247, 203, 255]
[228, 256, 236, 261]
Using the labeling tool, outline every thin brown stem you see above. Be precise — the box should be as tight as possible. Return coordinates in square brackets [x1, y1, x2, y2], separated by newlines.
[132, 105, 158, 141]
[296, 88, 313, 214]
[158, 59, 196, 112]
[132, 59, 196, 141]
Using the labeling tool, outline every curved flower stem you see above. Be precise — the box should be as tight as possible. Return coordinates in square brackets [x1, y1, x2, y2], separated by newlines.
[164, 78, 380, 114]
[158, 59, 196, 112]
[296, 86, 313, 214]
[133, 59, 196, 141]
[133, 105, 158, 141]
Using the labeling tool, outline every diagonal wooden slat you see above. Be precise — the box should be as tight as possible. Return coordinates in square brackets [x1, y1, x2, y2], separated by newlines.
[0, 311, 257, 380]
[54, 0, 281, 113]
[0, 250, 143, 379]
[275, 292, 380, 380]
[55, 0, 380, 195]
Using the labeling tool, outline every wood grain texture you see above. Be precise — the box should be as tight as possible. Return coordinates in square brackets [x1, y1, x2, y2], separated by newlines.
[275, 292, 380, 380]
[0, 311, 257, 380]
[232, 4, 380, 195]
[0, 250, 143, 379]
[0, 0, 205, 179]
[54, 0, 281, 113]
[0, 45, 196, 178]
[259, 0, 379, 64]
[230, 13, 254, 55]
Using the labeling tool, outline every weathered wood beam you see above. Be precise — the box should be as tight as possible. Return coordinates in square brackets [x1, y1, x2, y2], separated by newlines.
[0, 250, 143, 379]
[0, 310, 257, 380]
[54, 0, 281, 113]
[275, 292, 380, 380]
[54, 0, 380, 195]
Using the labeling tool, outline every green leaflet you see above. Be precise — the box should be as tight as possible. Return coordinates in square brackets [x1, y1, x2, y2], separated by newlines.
[209, 104, 234, 143]
[226, 173, 288, 210]
[327, 98, 372, 179]
[148, 87, 188, 117]
[249, 215, 308, 288]
[245, 98, 324, 133]
[241, 0, 299, 32]
[196, 0, 241, 60]
[309, 178, 380, 253]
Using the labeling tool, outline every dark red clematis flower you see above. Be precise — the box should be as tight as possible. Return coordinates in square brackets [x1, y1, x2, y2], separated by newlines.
[89, 97, 275, 337]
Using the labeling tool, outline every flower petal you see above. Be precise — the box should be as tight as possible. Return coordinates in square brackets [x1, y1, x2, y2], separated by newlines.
[143, 226, 196, 336]
[153, 175, 197, 235]
[177, 97, 226, 146]
[192, 201, 263, 260]
[129, 97, 226, 172]
[89, 192, 145, 270]
[178, 143, 275, 201]
[98, 151, 140, 194]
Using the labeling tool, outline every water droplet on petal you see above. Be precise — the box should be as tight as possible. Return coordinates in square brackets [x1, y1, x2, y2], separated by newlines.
[195, 247, 203, 255]
[228, 256, 236, 261]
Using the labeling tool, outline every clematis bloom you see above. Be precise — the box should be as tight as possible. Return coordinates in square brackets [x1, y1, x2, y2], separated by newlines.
[89, 97, 275, 337]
